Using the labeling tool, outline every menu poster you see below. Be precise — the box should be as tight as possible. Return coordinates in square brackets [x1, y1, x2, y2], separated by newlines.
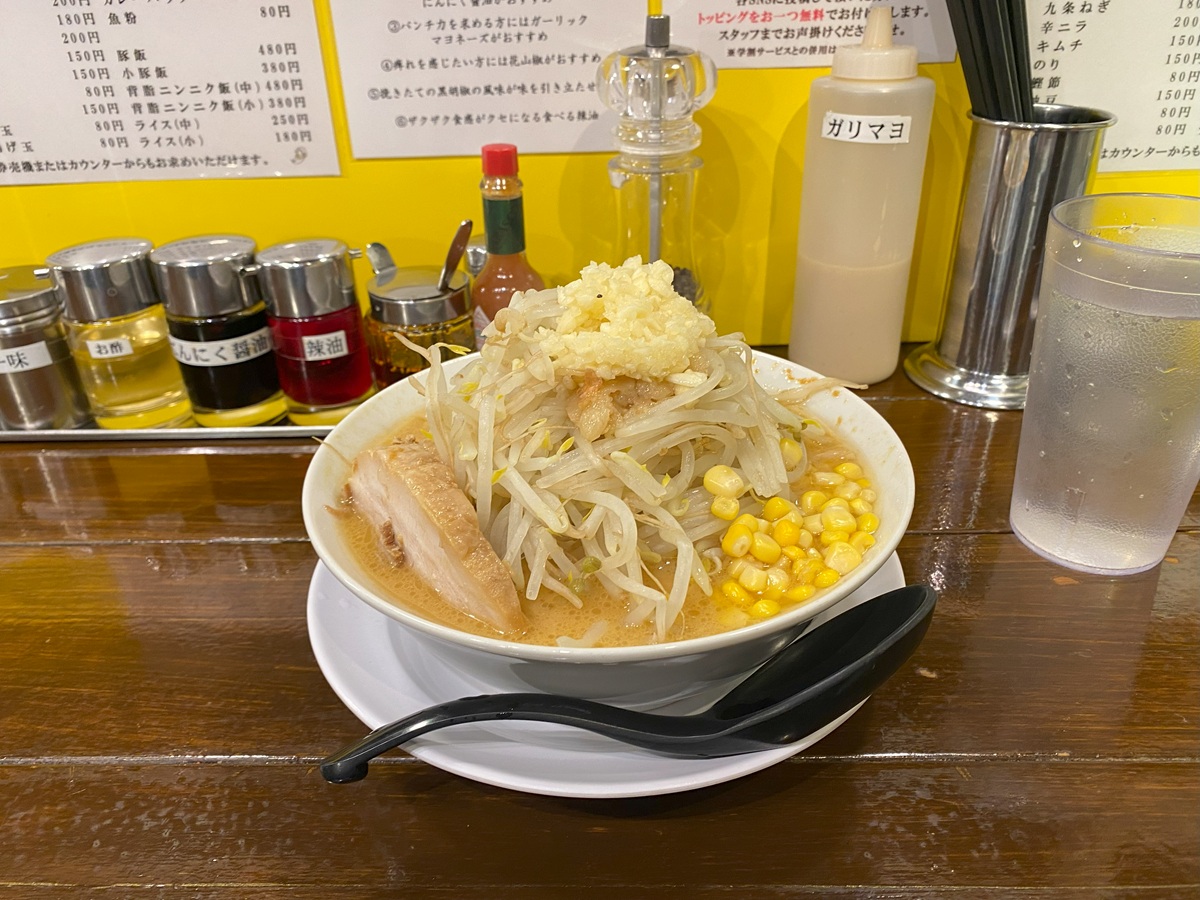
[0, 1, 339, 185]
[1029, 2, 1200, 173]
[329, 0, 956, 160]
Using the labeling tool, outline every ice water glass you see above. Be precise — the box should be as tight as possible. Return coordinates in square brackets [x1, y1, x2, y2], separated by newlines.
[1010, 193, 1200, 575]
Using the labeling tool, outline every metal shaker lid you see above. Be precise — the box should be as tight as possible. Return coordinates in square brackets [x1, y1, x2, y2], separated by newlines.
[368, 264, 471, 327]
[45, 238, 158, 322]
[253, 239, 357, 318]
[149, 235, 259, 319]
[0, 266, 61, 326]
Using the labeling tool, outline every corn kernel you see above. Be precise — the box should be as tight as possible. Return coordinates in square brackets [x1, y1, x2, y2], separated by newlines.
[849, 530, 877, 554]
[750, 598, 781, 618]
[763, 585, 785, 603]
[710, 496, 740, 520]
[856, 478, 872, 488]
[813, 470, 846, 488]
[799, 490, 828, 516]
[849, 497, 874, 516]
[797, 528, 815, 549]
[738, 565, 768, 593]
[834, 462, 864, 480]
[750, 532, 783, 565]
[833, 481, 862, 501]
[814, 567, 841, 588]
[819, 528, 850, 547]
[781, 545, 805, 562]
[733, 513, 761, 532]
[857, 512, 880, 534]
[780, 509, 804, 526]
[861, 488, 878, 503]
[762, 496, 795, 521]
[772, 518, 802, 548]
[721, 523, 754, 557]
[803, 513, 824, 534]
[821, 505, 858, 532]
[726, 557, 751, 580]
[807, 547, 823, 559]
[780, 437, 804, 470]
[721, 580, 753, 606]
[784, 584, 816, 604]
[766, 566, 792, 592]
[792, 557, 824, 584]
[824, 541, 863, 575]
[703, 465, 745, 499]
[821, 497, 851, 512]
[718, 607, 751, 630]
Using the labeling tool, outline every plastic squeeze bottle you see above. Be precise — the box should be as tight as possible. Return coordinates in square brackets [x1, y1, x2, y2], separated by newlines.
[471, 143, 545, 344]
[788, 5, 934, 384]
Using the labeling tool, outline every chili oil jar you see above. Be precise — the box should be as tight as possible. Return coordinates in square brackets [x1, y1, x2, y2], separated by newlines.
[253, 239, 374, 426]
[46, 238, 193, 429]
[364, 245, 476, 388]
[150, 235, 287, 428]
[0, 266, 91, 431]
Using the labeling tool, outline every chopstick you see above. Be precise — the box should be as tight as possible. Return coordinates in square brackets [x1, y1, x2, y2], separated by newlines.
[944, 0, 1035, 122]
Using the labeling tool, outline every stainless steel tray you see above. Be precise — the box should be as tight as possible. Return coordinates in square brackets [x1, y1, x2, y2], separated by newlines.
[0, 424, 330, 442]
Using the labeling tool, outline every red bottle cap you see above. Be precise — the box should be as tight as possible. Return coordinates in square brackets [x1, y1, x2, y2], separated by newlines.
[481, 143, 519, 177]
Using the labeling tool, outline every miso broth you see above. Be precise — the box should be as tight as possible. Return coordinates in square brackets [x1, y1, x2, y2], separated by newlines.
[337, 413, 876, 648]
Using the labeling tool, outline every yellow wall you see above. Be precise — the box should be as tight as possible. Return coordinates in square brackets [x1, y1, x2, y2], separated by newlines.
[2, 0, 1196, 345]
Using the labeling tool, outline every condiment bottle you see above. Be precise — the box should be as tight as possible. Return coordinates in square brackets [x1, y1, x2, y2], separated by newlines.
[598, 13, 716, 310]
[252, 239, 374, 426]
[0, 266, 91, 431]
[364, 242, 476, 388]
[46, 238, 193, 429]
[150, 235, 287, 428]
[471, 143, 544, 344]
[788, 5, 934, 384]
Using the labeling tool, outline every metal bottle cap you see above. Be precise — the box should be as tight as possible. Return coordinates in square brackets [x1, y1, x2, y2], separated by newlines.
[367, 264, 471, 327]
[253, 239, 358, 319]
[0, 266, 61, 330]
[149, 234, 260, 319]
[45, 238, 159, 323]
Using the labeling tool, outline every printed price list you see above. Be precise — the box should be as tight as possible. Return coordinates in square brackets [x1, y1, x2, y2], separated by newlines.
[0, 1, 339, 185]
[1030, 0, 1200, 172]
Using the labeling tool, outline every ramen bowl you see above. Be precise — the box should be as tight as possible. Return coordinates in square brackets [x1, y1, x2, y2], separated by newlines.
[302, 351, 915, 710]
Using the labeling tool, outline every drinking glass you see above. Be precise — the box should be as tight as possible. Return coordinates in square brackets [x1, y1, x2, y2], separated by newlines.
[1010, 193, 1200, 574]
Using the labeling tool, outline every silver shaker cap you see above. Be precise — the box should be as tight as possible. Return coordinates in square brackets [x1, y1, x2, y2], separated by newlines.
[150, 235, 260, 319]
[367, 265, 471, 327]
[0, 266, 61, 328]
[45, 238, 158, 323]
[253, 239, 357, 319]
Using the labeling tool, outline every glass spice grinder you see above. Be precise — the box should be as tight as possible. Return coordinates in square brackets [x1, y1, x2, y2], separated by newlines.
[598, 13, 716, 310]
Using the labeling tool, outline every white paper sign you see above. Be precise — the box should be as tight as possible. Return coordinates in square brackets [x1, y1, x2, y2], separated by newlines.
[170, 328, 273, 368]
[86, 338, 133, 360]
[822, 112, 913, 144]
[0, 1, 339, 185]
[328, 0, 956, 159]
[0, 342, 55, 374]
[1028, 3, 1200, 173]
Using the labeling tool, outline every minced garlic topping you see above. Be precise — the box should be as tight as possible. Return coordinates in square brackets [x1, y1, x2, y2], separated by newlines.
[530, 257, 715, 382]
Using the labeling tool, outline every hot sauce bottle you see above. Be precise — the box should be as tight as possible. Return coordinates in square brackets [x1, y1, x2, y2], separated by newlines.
[252, 240, 374, 426]
[471, 143, 544, 344]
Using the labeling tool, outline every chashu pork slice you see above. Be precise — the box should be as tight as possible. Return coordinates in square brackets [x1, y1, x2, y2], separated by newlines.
[348, 435, 526, 635]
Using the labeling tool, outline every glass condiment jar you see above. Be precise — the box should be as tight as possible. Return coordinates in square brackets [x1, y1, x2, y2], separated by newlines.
[598, 14, 716, 310]
[364, 242, 476, 388]
[252, 239, 374, 426]
[46, 238, 193, 429]
[150, 235, 287, 428]
[0, 266, 91, 431]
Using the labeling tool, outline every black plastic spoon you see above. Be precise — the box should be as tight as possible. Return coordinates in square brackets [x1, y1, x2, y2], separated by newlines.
[321, 584, 936, 783]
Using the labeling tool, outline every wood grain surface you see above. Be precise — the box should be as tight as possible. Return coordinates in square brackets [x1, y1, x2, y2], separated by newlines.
[1, 348, 1197, 898]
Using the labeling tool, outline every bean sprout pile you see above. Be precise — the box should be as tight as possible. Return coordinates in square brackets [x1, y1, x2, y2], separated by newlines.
[410, 281, 839, 642]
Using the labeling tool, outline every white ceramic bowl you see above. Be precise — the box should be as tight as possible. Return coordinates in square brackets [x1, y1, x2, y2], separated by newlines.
[302, 351, 915, 709]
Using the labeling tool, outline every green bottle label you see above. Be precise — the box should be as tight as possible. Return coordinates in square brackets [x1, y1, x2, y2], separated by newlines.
[483, 196, 526, 255]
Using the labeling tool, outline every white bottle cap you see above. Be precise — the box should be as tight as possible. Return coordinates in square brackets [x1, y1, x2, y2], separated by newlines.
[832, 5, 918, 81]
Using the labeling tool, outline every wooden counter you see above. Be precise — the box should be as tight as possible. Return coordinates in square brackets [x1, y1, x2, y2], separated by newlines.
[2, 346, 1197, 897]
